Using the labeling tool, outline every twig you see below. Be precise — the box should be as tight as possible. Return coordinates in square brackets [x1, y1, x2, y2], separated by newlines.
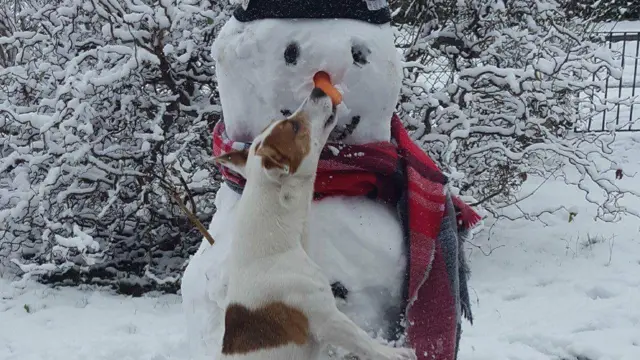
[151, 174, 215, 246]
[173, 169, 198, 214]
[606, 234, 615, 266]
[466, 240, 505, 256]
[166, 186, 215, 246]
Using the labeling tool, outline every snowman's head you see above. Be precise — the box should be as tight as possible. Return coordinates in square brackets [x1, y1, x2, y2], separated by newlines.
[212, 0, 402, 145]
[213, 87, 338, 184]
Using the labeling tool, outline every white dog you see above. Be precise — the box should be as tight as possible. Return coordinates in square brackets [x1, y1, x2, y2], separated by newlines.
[213, 88, 417, 360]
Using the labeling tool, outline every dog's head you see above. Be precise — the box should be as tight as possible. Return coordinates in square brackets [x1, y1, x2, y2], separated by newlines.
[214, 87, 337, 182]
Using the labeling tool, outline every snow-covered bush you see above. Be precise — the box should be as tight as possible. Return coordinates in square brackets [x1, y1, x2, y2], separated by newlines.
[3, 0, 638, 294]
[392, 0, 640, 221]
[0, 0, 232, 294]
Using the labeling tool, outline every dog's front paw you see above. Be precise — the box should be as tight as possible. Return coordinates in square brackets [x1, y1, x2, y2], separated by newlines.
[372, 346, 417, 360]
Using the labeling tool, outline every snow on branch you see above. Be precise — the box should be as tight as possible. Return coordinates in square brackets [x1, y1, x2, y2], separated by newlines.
[0, 0, 233, 294]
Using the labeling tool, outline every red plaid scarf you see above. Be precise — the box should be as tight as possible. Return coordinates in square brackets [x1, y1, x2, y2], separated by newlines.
[213, 115, 481, 359]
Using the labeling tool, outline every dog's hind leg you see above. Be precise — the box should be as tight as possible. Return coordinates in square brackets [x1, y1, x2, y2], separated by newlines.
[311, 310, 416, 360]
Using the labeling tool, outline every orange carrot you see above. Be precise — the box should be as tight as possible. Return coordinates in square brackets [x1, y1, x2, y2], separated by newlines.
[313, 71, 342, 106]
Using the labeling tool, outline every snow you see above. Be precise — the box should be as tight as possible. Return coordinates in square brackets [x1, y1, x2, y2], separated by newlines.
[0, 281, 189, 360]
[53, 224, 100, 253]
[460, 134, 640, 360]
[327, 145, 341, 156]
[1, 134, 638, 360]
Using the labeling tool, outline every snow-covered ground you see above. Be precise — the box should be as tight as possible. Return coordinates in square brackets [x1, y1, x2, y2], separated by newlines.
[459, 134, 640, 360]
[2, 133, 639, 360]
[0, 281, 189, 360]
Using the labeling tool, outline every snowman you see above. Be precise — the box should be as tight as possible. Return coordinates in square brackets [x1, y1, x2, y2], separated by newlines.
[180, 1, 481, 359]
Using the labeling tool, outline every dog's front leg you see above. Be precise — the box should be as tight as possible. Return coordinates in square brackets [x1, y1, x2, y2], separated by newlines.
[311, 309, 416, 360]
[297, 182, 314, 254]
[300, 209, 311, 253]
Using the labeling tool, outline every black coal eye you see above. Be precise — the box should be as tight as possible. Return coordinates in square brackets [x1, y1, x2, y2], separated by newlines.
[351, 42, 370, 67]
[284, 42, 300, 66]
[331, 281, 348, 300]
[281, 109, 292, 116]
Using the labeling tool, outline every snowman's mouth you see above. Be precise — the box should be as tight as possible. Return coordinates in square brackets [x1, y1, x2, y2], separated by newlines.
[331, 116, 360, 142]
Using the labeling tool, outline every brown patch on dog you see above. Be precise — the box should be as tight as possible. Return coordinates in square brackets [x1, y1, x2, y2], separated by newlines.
[222, 301, 310, 355]
[255, 113, 311, 174]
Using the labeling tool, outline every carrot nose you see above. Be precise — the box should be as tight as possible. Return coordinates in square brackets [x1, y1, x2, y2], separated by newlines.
[313, 71, 342, 106]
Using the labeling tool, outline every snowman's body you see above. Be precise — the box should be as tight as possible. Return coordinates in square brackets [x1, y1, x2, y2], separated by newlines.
[181, 6, 412, 360]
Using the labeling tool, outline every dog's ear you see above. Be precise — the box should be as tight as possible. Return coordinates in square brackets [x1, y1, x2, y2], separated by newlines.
[255, 145, 291, 175]
[213, 149, 249, 177]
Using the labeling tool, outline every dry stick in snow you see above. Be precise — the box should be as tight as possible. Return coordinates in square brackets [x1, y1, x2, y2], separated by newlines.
[168, 189, 215, 246]
[154, 174, 215, 246]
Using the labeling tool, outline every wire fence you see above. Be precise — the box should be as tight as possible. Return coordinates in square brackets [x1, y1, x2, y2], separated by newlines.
[580, 31, 640, 132]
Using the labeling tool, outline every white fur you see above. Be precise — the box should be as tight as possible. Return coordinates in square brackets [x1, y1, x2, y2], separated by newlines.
[182, 13, 406, 360]
[217, 93, 415, 360]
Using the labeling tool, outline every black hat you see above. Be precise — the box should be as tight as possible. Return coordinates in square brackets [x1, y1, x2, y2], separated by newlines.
[233, 0, 391, 24]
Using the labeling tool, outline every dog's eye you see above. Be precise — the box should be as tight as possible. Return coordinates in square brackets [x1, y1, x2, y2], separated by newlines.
[291, 120, 300, 134]
[351, 42, 371, 67]
[284, 42, 300, 66]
